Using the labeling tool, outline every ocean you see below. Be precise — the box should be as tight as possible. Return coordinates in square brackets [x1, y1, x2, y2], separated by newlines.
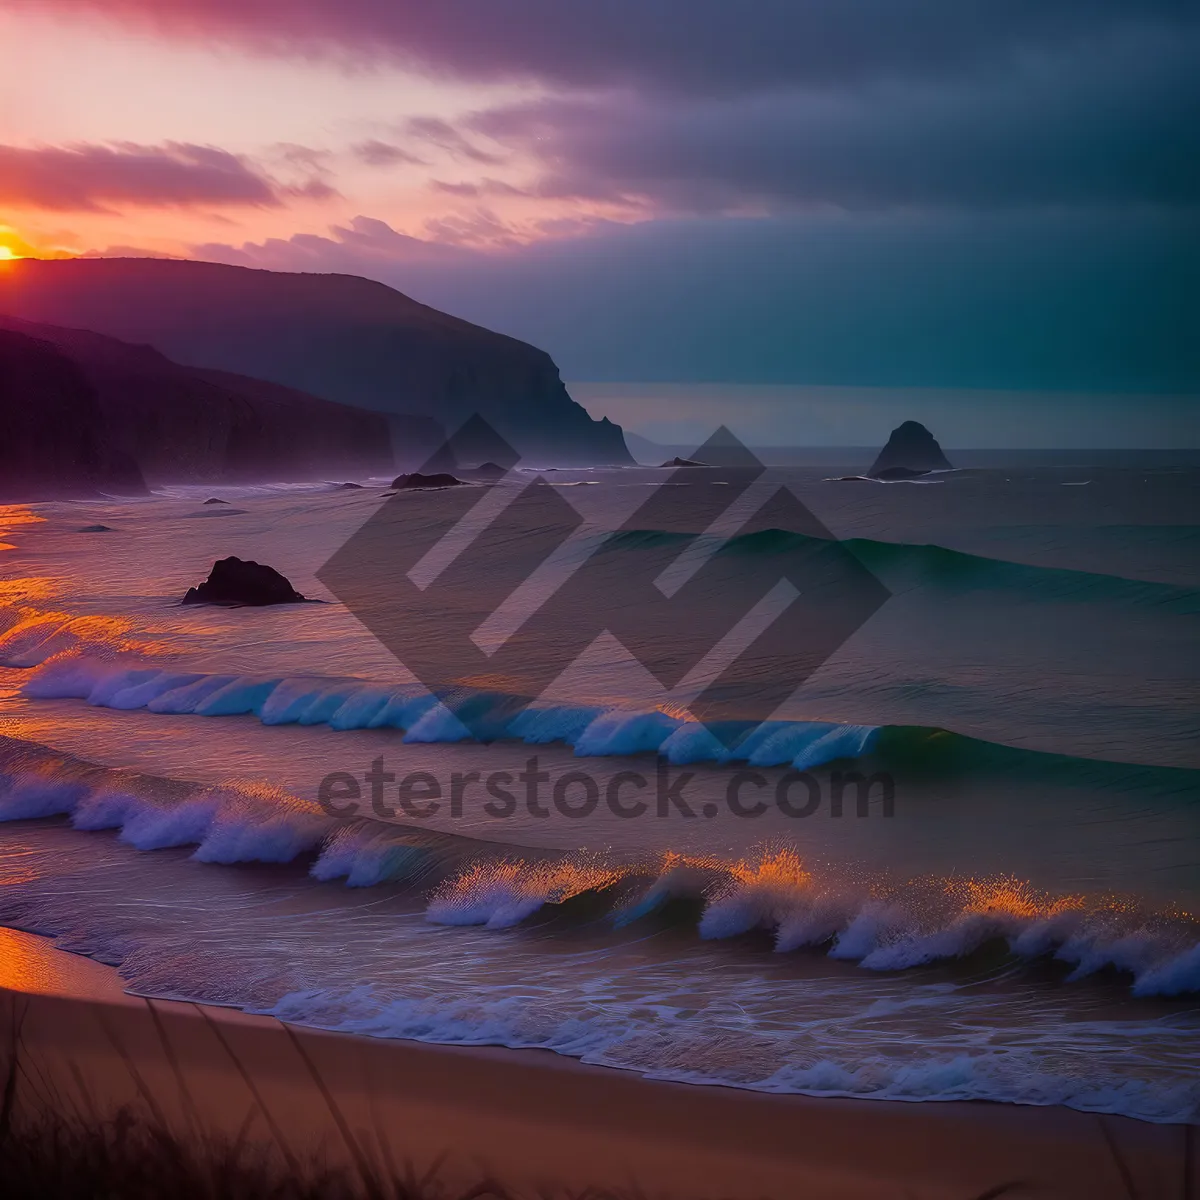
[0, 453, 1197, 1123]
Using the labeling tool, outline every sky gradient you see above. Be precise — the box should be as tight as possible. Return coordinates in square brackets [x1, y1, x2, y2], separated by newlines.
[1, 1, 1196, 442]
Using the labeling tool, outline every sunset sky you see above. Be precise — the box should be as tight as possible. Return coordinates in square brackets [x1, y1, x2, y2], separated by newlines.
[1, 1, 1197, 435]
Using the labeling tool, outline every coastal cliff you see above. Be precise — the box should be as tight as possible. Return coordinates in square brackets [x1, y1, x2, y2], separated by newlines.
[0, 258, 632, 466]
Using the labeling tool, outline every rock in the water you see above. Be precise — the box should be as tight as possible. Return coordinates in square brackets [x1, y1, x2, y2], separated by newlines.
[468, 461, 509, 480]
[335, 482, 364, 489]
[390, 472, 466, 489]
[661, 457, 706, 467]
[868, 421, 951, 476]
[182, 557, 306, 606]
[203, 497, 229, 505]
[77, 524, 116, 532]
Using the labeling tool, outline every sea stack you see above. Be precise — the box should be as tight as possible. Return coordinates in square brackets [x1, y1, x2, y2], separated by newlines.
[868, 421, 952, 477]
[182, 557, 306, 606]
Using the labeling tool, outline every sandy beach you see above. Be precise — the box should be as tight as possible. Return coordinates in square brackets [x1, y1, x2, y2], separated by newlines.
[0, 927, 1192, 1200]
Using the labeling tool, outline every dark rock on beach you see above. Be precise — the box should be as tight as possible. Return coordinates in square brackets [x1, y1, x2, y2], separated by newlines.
[390, 472, 466, 489]
[867, 421, 952, 477]
[182, 557, 306, 606]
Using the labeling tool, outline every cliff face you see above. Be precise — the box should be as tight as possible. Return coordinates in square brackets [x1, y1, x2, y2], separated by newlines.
[0, 329, 147, 500]
[0, 317, 394, 493]
[868, 421, 953, 476]
[0, 258, 632, 466]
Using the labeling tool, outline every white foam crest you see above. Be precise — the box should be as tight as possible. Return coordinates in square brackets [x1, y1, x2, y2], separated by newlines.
[858, 910, 1024, 971]
[260, 678, 359, 726]
[20, 654, 889, 771]
[792, 724, 879, 769]
[365, 689, 438, 730]
[191, 784, 335, 864]
[71, 788, 143, 831]
[403, 702, 473, 743]
[311, 825, 431, 888]
[22, 652, 133, 700]
[658, 722, 727, 764]
[0, 771, 89, 820]
[105, 671, 206, 710]
[572, 709, 680, 757]
[193, 678, 283, 717]
[1057, 927, 1185, 984]
[328, 687, 392, 730]
[146, 674, 240, 713]
[507, 704, 603, 745]
[697, 850, 817, 941]
[427, 856, 625, 930]
[743, 721, 840, 766]
[1133, 942, 1200, 997]
[119, 794, 222, 850]
[828, 903, 910, 961]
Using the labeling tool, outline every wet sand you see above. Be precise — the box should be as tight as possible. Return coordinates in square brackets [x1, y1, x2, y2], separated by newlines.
[1, 927, 1193, 1199]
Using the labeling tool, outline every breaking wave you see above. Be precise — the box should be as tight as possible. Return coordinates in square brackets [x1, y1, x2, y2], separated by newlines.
[1, 737, 1196, 999]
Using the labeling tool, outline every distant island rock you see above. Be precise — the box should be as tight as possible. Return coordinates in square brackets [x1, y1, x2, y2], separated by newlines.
[868, 421, 952, 477]
[390, 471, 466, 489]
[662, 457, 707, 467]
[203, 497, 229, 505]
[466, 461, 509, 480]
[0, 257, 633, 467]
[182, 557, 306, 606]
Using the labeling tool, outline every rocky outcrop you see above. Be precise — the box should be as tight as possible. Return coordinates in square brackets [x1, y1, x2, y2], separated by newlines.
[182, 557, 306, 606]
[868, 421, 952, 477]
[0, 316, 393, 492]
[391, 472, 466, 489]
[0, 329, 148, 501]
[661, 457, 706, 467]
[0, 258, 633, 466]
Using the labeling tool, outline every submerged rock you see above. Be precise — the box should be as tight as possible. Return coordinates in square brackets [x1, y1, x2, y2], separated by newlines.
[77, 524, 116, 532]
[182, 557, 306, 606]
[203, 497, 229, 505]
[390, 472, 466, 489]
[867, 421, 951, 477]
[661, 457, 706, 467]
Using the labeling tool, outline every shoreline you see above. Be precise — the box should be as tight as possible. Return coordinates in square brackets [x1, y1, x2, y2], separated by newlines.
[2, 927, 1193, 1199]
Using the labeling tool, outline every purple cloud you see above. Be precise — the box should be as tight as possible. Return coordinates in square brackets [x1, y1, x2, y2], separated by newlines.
[0, 141, 311, 211]
[352, 140, 428, 168]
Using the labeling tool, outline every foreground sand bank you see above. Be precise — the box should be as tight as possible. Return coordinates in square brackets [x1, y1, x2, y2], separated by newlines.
[0, 928, 1193, 1199]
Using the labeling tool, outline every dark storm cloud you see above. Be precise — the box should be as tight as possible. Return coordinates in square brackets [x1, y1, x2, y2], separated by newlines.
[21, 0, 1199, 94]
[467, 32, 1200, 212]
[197, 208, 1199, 393]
